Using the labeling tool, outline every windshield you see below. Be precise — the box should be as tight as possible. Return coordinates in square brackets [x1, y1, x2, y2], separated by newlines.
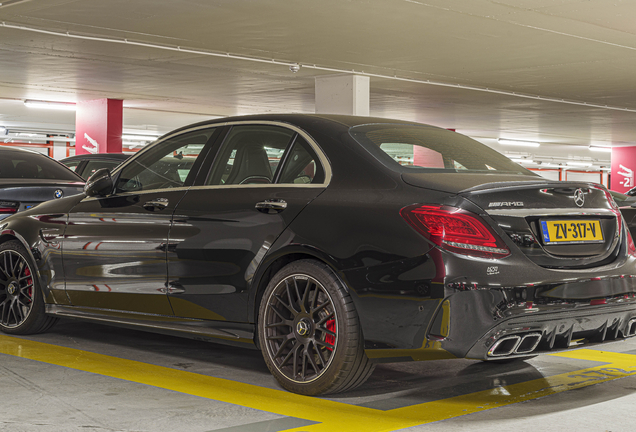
[0, 151, 83, 181]
[350, 124, 535, 176]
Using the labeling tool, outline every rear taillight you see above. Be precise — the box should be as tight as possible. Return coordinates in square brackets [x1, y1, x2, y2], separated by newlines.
[400, 204, 510, 259]
[0, 201, 18, 214]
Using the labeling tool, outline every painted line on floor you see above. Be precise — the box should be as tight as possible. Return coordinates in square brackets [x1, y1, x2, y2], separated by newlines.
[1, 335, 636, 432]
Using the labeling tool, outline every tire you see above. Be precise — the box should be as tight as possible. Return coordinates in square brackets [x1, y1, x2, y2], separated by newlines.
[258, 259, 375, 395]
[0, 240, 58, 335]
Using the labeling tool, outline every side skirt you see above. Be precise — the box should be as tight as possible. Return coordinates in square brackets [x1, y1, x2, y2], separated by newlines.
[45, 304, 257, 349]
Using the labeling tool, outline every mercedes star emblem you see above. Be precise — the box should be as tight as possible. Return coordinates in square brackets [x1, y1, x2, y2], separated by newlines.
[296, 320, 310, 336]
[574, 188, 585, 207]
[7, 282, 17, 295]
[54, 189, 64, 199]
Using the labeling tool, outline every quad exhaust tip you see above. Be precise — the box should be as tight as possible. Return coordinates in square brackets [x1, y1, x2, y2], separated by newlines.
[488, 332, 542, 357]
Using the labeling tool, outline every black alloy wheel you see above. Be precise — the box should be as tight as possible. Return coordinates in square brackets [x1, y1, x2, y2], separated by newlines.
[258, 260, 374, 395]
[263, 273, 337, 382]
[0, 240, 58, 335]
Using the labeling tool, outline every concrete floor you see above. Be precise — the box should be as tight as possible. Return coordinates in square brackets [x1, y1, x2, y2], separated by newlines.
[2, 319, 636, 432]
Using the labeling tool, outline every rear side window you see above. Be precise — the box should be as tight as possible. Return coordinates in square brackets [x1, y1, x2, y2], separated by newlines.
[277, 136, 325, 184]
[207, 125, 294, 185]
[0, 152, 82, 181]
[206, 125, 326, 186]
[350, 124, 534, 175]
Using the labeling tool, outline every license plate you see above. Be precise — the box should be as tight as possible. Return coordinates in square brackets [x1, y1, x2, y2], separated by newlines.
[540, 220, 604, 245]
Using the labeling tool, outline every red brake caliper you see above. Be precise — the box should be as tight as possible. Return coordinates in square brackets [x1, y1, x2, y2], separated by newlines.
[24, 267, 33, 300]
[325, 319, 336, 351]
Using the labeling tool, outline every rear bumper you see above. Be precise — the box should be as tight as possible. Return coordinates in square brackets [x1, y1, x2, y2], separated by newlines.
[465, 302, 636, 359]
[433, 289, 636, 360]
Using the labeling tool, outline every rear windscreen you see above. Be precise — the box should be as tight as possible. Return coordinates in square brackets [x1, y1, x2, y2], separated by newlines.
[0, 152, 82, 180]
[350, 124, 535, 176]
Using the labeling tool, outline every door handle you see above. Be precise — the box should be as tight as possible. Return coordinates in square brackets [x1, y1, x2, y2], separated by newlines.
[143, 198, 169, 211]
[255, 199, 287, 213]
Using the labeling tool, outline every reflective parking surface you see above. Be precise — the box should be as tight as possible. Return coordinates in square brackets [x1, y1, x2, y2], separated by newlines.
[2, 319, 636, 432]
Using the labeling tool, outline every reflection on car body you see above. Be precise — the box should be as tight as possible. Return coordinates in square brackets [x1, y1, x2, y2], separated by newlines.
[2, 114, 636, 396]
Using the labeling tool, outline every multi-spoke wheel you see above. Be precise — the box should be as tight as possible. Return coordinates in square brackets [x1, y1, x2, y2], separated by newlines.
[0, 240, 58, 335]
[258, 260, 374, 395]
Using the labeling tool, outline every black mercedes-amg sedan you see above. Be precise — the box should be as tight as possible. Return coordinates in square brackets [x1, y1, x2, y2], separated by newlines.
[1, 114, 635, 395]
[0, 146, 84, 219]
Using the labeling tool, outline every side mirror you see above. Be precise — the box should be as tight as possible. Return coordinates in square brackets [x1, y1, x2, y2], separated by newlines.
[84, 168, 113, 197]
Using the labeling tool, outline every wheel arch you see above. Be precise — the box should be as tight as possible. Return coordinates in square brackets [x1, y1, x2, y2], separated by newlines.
[0, 229, 54, 303]
[248, 245, 346, 330]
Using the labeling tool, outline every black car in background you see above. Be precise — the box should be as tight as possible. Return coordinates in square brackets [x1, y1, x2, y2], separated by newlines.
[0, 146, 84, 219]
[1, 114, 636, 396]
[60, 153, 130, 180]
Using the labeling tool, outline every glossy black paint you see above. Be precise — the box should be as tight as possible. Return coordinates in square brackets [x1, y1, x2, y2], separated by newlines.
[3, 114, 636, 363]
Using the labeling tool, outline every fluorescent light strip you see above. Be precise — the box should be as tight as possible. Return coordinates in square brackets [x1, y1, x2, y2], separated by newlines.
[589, 145, 612, 152]
[567, 161, 593, 167]
[122, 134, 160, 141]
[498, 139, 540, 147]
[24, 100, 76, 111]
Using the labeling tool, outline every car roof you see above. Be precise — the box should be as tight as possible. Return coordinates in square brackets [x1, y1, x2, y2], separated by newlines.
[162, 113, 434, 139]
[61, 153, 131, 162]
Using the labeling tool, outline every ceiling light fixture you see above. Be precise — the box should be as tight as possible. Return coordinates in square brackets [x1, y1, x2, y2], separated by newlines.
[589, 145, 612, 152]
[24, 100, 77, 111]
[567, 161, 593, 167]
[121, 134, 160, 141]
[498, 139, 540, 148]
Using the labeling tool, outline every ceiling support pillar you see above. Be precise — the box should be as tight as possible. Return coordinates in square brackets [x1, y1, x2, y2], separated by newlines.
[611, 147, 636, 192]
[315, 74, 369, 116]
[75, 99, 123, 155]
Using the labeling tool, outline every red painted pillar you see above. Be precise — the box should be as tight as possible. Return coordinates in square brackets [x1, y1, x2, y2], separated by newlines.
[75, 99, 123, 155]
[611, 146, 636, 192]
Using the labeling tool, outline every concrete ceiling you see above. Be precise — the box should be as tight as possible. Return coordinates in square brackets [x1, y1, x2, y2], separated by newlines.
[1, 0, 635, 166]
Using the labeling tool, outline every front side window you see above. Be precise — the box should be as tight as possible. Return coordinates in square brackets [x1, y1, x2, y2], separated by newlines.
[350, 124, 534, 175]
[115, 129, 216, 193]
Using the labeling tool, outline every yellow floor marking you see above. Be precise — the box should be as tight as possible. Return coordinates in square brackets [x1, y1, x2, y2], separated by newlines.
[2, 335, 636, 432]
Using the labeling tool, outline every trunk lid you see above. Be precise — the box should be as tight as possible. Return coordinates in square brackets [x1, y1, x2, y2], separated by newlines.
[403, 173, 623, 269]
[0, 179, 85, 214]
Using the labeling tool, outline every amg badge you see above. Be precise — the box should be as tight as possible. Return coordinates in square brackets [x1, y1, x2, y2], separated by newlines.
[488, 202, 524, 208]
